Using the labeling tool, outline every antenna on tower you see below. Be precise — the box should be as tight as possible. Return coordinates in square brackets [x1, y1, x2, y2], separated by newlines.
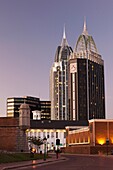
[82, 16, 88, 35]
[61, 24, 68, 46]
[63, 24, 66, 39]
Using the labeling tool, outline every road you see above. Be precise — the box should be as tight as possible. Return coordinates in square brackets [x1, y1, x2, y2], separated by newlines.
[14, 154, 113, 170]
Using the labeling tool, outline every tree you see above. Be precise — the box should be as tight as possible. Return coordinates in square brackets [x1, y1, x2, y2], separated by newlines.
[28, 136, 43, 152]
[31, 137, 43, 146]
[28, 136, 43, 151]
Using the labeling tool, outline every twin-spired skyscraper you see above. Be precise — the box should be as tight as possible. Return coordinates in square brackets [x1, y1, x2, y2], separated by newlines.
[50, 28, 73, 120]
[50, 20, 105, 121]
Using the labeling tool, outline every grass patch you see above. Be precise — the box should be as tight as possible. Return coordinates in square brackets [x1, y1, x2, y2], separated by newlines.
[0, 153, 50, 164]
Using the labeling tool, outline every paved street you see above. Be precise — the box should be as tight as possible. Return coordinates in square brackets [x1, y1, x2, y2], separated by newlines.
[13, 154, 113, 170]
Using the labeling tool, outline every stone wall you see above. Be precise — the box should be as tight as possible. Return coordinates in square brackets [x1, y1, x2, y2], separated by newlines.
[16, 129, 29, 152]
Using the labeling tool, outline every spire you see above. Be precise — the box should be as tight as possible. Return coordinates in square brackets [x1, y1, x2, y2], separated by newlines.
[63, 25, 66, 39]
[82, 17, 88, 35]
[61, 25, 68, 46]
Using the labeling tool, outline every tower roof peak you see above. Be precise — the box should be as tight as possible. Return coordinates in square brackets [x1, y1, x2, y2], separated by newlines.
[61, 25, 68, 46]
[75, 18, 98, 53]
[63, 24, 66, 39]
[82, 17, 88, 35]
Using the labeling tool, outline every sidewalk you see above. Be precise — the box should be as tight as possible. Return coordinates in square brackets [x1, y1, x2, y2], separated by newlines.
[0, 154, 66, 170]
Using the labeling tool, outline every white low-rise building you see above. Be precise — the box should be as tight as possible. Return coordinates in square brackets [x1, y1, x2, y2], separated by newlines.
[27, 128, 66, 153]
[26, 120, 88, 153]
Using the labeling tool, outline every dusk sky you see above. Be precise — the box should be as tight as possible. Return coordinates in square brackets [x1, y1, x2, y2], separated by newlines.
[0, 0, 113, 118]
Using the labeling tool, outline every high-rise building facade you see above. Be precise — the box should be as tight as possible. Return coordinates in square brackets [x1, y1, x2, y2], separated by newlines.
[7, 96, 51, 120]
[50, 28, 73, 120]
[68, 20, 105, 121]
[40, 100, 51, 120]
[7, 96, 40, 119]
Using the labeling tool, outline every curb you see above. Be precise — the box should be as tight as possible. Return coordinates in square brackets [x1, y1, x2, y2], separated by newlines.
[1, 158, 67, 170]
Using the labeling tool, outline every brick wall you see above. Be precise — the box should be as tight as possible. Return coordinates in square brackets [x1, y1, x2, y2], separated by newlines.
[64, 145, 90, 154]
[95, 122, 107, 145]
[64, 145, 113, 154]
[0, 117, 19, 126]
[66, 130, 89, 145]
[0, 127, 19, 151]
[0, 117, 28, 152]
[109, 122, 113, 144]
[65, 120, 113, 154]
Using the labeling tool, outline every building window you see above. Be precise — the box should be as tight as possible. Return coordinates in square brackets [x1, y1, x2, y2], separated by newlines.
[47, 132, 49, 138]
[56, 132, 58, 138]
[38, 132, 41, 137]
[51, 132, 54, 138]
[64, 132, 66, 138]
[43, 132, 46, 138]
[30, 131, 33, 137]
[34, 131, 36, 137]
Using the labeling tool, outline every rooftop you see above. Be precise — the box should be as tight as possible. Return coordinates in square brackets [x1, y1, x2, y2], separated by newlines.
[30, 120, 88, 129]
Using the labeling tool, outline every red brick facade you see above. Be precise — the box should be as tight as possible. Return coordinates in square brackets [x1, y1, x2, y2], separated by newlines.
[65, 120, 113, 154]
[0, 117, 28, 152]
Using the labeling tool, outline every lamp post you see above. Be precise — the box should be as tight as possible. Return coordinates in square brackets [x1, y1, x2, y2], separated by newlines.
[43, 137, 47, 161]
[47, 142, 49, 156]
[56, 139, 60, 159]
[106, 138, 109, 155]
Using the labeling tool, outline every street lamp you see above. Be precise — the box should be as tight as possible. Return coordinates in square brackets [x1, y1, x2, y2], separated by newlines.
[43, 137, 47, 161]
[47, 142, 49, 155]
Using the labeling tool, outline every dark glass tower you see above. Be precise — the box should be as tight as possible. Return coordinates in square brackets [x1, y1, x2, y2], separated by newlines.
[7, 96, 51, 120]
[40, 100, 51, 120]
[68, 20, 105, 121]
[7, 96, 40, 119]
